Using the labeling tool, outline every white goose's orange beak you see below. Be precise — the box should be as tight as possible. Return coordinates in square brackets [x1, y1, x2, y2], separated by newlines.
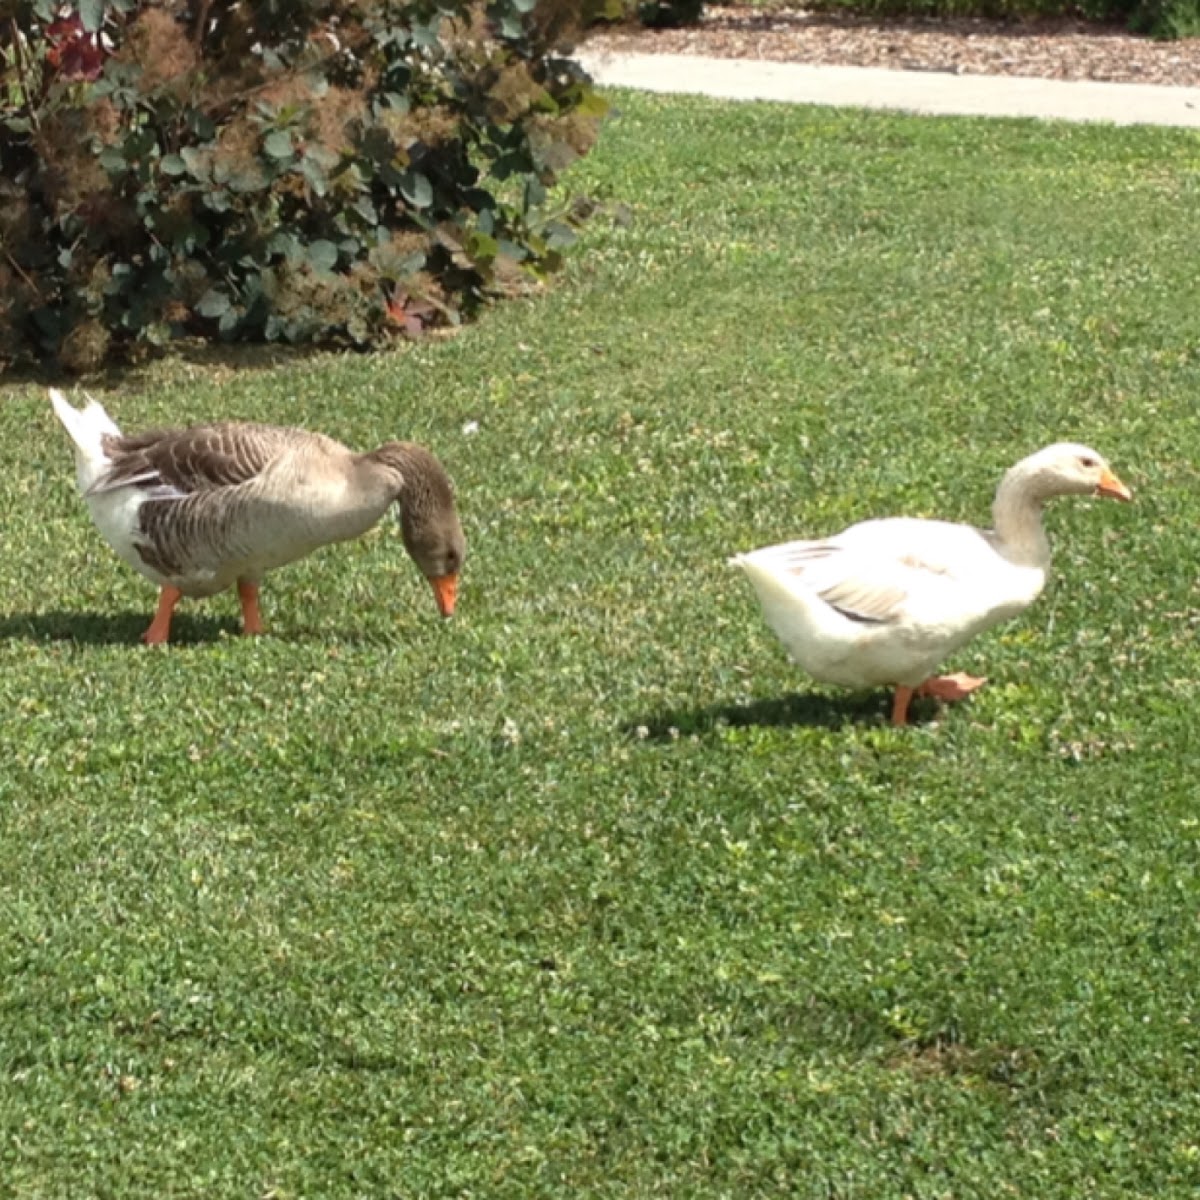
[1096, 468, 1133, 502]
[429, 573, 459, 617]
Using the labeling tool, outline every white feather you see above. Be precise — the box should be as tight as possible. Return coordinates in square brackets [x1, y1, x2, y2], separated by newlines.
[48, 389, 122, 495]
[48, 389, 175, 586]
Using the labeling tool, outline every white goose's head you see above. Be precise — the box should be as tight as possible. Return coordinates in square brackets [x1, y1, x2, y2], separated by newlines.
[1011, 442, 1132, 504]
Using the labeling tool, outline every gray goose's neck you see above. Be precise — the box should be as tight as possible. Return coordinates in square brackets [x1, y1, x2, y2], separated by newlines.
[359, 441, 450, 515]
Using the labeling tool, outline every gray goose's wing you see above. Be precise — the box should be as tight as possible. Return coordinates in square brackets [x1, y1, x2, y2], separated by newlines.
[88, 422, 299, 498]
[91, 423, 312, 580]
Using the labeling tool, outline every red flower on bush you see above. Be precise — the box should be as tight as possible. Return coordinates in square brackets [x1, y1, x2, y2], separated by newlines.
[45, 15, 105, 81]
[386, 292, 436, 336]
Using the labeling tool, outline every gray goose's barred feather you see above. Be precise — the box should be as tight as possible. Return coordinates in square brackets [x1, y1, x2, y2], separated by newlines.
[93, 424, 344, 580]
[91, 423, 313, 497]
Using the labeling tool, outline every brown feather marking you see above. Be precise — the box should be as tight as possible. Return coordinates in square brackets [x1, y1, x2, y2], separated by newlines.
[116, 424, 301, 578]
[103, 423, 298, 495]
[899, 553, 951, 577]
[136, 483, 250, 581]
[779, 542, 835, 576]
[135, 500, 183, 576]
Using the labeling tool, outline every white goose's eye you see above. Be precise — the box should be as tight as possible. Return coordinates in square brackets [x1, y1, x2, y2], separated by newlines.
[1079, 455, 1099, 469]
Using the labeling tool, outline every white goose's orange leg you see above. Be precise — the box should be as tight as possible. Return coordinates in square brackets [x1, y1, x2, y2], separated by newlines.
[892, 673, 988, 725]
[142, 585, 183, 645]
[237, 580, 265, 637]
[891, 685, 915, 726]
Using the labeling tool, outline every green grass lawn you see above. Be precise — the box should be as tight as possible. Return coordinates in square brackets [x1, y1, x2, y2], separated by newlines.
[3, 91, 1200, 1196]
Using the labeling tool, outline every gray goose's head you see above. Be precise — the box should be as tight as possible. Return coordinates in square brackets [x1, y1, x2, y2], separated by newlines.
[373, 442, 466, 616]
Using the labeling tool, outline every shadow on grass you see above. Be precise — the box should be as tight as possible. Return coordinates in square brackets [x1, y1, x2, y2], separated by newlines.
[0, 609, 236, 645]
[8, 339, 340, 393]
[628, 691, 886, 739]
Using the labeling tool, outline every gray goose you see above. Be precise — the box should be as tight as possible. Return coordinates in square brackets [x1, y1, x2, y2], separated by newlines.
[50, 389, 465, 644]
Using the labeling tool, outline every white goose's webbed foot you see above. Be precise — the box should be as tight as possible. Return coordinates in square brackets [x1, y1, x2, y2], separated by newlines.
[917, 673, 988, 703]
[891, 673, 987, 725]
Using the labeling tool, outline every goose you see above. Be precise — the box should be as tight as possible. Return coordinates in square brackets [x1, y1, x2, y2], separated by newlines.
[49, 389, 466, 644]
[731, 443, 1131, 725]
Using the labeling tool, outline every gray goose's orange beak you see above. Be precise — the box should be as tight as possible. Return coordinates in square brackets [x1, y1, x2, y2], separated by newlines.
[429, 573, 459, 618]
[1096, 468, 1133, 502]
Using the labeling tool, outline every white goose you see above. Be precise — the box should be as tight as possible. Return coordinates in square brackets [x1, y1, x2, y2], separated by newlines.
[50, 389, 466, 644]
[732, 443, 1131, 725]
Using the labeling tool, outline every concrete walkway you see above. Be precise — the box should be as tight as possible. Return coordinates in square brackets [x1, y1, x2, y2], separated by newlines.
[575, 49, 1200, 127]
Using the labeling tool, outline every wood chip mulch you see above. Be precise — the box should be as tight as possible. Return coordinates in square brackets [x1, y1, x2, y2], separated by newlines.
[583, 6, 1200, 86]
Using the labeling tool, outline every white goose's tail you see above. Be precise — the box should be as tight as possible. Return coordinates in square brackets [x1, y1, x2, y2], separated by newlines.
[730, 544, 852, 672]
[49, 388, 121, 492]
[730, 548, 813, 614]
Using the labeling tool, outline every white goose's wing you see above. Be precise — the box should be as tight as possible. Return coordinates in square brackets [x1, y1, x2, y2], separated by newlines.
[765, 519, 997, 626]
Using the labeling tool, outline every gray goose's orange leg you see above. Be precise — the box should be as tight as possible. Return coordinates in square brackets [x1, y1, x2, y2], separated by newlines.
[143, 585, 183, 645]
[237, 580, 265, 637]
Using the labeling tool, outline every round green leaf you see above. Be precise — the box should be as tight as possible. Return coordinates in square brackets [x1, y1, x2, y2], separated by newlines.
[181, 146, 210, 179]
[308, 240, 339, 272]
[399, 170, 433, 210]
[263, 130, 294, 160]
[299, 158, 328, 197]
[79, 0, 105, 33]
[197, 289, 231, 319]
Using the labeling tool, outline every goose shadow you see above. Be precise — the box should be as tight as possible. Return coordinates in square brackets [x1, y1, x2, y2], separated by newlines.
[626, 691, 889, 740]
[0, 610, 237, 646]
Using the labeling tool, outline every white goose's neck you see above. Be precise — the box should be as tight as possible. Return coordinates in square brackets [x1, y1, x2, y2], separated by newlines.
[992, 459, 1053, 568]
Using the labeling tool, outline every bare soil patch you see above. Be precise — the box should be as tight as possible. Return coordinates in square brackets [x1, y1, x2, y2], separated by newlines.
[584, 7, 1200, 85]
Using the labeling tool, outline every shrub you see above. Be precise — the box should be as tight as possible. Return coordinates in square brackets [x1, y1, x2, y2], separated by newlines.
[1128, 0, 1200, 36]
[584, 0, 703, 31]
[635, 0, 704, 28]
[0, 0, 609, 371]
